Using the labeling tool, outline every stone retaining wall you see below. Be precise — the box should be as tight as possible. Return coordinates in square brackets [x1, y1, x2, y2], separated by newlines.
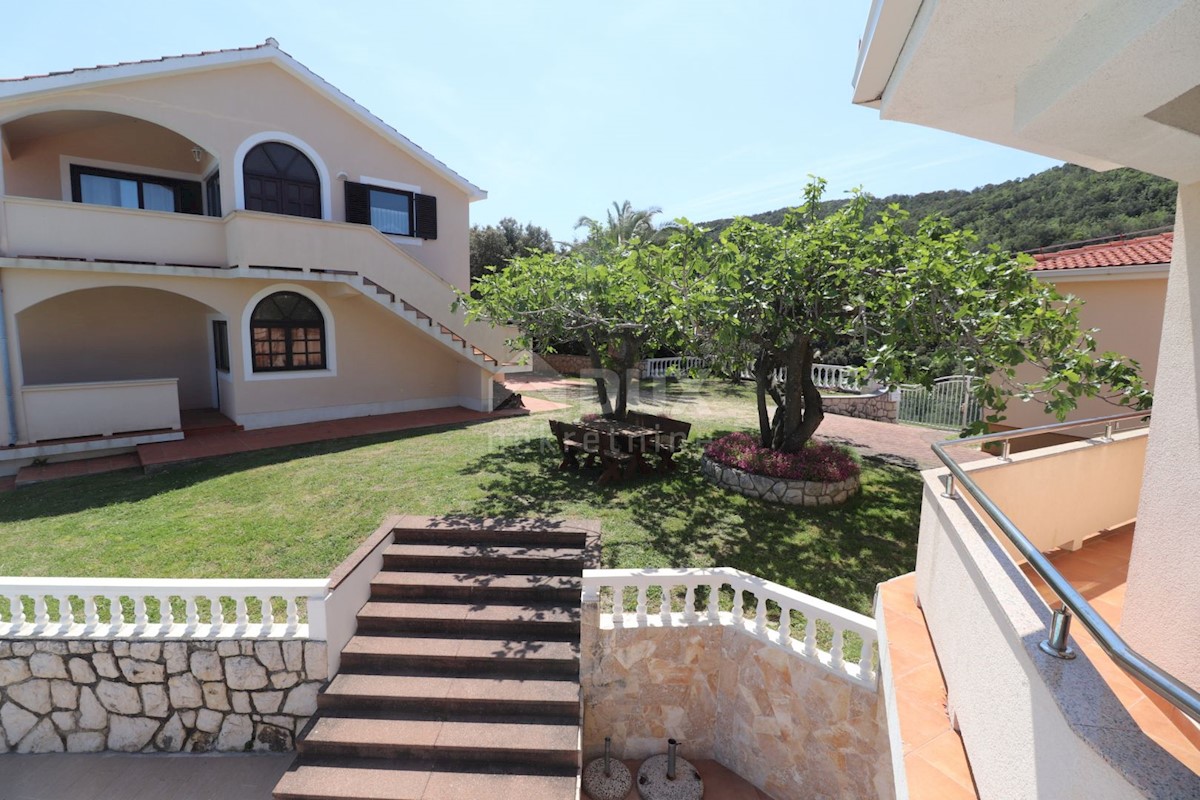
[0, 638, 327, 754]
[538, 353, 594, 376]
[700, 454, 860, 506]
[581, 612, 891, 800]
[823, 390, 899, 423]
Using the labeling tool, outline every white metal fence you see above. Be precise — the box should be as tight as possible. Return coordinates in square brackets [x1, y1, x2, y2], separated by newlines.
[898, 375, 982, 430]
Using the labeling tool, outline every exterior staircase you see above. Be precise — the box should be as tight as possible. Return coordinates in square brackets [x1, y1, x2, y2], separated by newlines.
[273, 520, 597, 800]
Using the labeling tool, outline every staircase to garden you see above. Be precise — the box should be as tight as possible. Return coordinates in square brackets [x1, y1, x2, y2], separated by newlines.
[273, 521, 595, 800]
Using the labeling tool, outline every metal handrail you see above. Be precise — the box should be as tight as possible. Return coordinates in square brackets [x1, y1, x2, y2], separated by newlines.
[932, 411, 1200, 724]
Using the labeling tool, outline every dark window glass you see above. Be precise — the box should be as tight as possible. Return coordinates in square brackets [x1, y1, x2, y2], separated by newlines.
[243, 142, 321, 219]
[249, 292, 326, 372]
[71, 165, 202, 215]
[205, 171, 222, 217]
[212, 320, 230, 372]
[369, 188, 412, 235]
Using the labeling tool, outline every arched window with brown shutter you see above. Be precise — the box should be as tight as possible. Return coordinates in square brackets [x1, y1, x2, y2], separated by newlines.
[243, 142, 322, 219]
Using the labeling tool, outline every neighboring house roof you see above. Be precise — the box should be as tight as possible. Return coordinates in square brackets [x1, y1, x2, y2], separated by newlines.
[1029, 232, 1173, 272]
[0, 39, 487, 201]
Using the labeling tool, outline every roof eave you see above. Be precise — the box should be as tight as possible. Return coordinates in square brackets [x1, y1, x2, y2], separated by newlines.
[0, 42, 487, 202]
[1034, 263, 1170, 281]
[851, 0, 924, 106]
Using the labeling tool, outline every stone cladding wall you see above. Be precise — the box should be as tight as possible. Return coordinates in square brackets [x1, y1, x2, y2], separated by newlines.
[539, 354, 594, 376]
[823, 391, 899, 423]
[581, 610, 890, 800]
[700, 454, 861, 506]
[0, 638, 327, 754]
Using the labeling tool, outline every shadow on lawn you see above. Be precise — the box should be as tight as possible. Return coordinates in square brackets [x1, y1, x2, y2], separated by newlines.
[0, 422, 481, 524]
[459, 431, 923, 613]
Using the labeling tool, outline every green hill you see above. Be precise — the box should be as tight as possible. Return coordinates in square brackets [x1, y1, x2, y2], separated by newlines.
[701, 164, 1177, 253]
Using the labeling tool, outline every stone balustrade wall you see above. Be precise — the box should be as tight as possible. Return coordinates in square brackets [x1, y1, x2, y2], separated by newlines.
[0, 638, 327, 754]
[823, 391, 899, 423]
[581, 607, 893, 800]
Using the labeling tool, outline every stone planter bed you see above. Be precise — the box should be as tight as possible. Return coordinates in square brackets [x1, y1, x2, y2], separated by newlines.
[700, 454, 860, 506]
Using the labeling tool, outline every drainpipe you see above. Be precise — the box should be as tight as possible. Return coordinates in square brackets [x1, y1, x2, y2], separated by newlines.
[0, 271, 16, 446]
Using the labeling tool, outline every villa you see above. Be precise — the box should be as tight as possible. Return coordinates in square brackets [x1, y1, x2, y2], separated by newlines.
[0, 39, 522, 478]
[3, 2, 1200, 797]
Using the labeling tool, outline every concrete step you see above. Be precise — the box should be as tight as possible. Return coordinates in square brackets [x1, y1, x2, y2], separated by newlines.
[338, 635, 580, 678]
[296, 717, 579, 770]
[273, 763, 578, 800]
[392, 524, 590, 549]
[319, 673, 580, 718]
[370, 571, 581, 603]
[355, 601, 581, 640]
[382, 543, 586, 575]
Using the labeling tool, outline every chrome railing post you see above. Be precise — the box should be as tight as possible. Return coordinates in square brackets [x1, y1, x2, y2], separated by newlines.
[1000, 439, 1011, 461]
[1039, 605, 1077, 660]
[1104, 422, 1114, 441]
[943, 474, 957, 499]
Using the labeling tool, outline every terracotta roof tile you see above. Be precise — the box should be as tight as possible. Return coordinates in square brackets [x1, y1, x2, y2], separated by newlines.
[1030, 232, 1173, 271]
[0, 41, 274, 83]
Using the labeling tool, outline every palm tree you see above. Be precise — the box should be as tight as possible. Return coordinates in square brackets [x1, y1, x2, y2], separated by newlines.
[575, 200, 663, 246]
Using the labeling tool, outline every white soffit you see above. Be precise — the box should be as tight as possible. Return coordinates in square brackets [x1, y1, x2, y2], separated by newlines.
[854, 0, 1200, 183]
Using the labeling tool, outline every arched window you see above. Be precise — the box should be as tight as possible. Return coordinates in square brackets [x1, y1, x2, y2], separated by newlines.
[242, 142, 321, 219]
[250, 292, 326, 372]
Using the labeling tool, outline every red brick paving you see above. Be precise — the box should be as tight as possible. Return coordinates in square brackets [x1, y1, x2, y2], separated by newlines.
[137, 406, 529, 469]
[15, 453, 142, 486]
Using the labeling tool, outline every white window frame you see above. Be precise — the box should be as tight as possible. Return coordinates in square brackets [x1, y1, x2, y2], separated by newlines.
[240, 283, 337, 381]
[234, 132, 332, 221]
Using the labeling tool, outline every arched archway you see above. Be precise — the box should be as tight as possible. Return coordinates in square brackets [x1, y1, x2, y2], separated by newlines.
[16, 286, 223, 410]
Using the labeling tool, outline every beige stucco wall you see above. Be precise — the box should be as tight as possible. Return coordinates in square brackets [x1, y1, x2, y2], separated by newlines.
[0, 61, 472, 289]
[18, 286, 215, 409]
[581, 609, 887, 800]
[1, 267, 478, 440]
[1124, 182, 1200, 690]
[966, 430, 1147, 557]
[997, 275, 1166, 431]
[3, 115, 209, 201]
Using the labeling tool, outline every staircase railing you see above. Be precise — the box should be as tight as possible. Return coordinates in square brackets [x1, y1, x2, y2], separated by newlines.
[933, 411, 1200, 724]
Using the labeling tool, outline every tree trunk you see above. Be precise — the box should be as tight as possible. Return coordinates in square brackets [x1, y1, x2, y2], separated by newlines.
[770, 337, 824, 453]
[612, 335, 641, 419]
[581, 332, 613, 416]
[754, 353, 774, 447]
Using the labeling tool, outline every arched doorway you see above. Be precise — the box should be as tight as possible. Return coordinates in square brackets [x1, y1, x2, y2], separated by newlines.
[242, 141, 322, 219]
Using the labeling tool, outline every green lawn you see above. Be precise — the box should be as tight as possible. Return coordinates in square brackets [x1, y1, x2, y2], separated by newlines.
[0, 380, 922, 616]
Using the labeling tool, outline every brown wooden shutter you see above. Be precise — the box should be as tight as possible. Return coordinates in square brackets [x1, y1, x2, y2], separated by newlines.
[414, 193, 438, 239]
[344, 181, 372, 225]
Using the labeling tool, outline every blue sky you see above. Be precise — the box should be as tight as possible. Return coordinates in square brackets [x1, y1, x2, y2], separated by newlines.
[4, 1, 1059, 242]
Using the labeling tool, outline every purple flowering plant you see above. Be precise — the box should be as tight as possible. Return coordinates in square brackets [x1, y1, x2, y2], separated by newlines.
[704, 432, 860, 482]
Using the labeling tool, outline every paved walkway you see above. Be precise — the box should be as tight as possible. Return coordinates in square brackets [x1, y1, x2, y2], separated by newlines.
[0, 752, 295, 800]
[814, 413, 991, 470]
[0, 753, 768, 800]
[11, 406, 528, 488]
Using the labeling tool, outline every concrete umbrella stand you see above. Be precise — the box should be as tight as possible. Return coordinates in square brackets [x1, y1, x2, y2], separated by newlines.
[583, 736, 633, 800]
[636, 739, 704, 800]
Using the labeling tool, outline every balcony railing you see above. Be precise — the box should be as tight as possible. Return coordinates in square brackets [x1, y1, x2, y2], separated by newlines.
[934, 411, 1200, 724]
[21, 378, 181, 442]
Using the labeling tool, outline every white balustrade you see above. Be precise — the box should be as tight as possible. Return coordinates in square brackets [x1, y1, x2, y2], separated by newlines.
[641, 356, 711, 379]
[583, 567, 879, 689]
[0, 577, 329, 641]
